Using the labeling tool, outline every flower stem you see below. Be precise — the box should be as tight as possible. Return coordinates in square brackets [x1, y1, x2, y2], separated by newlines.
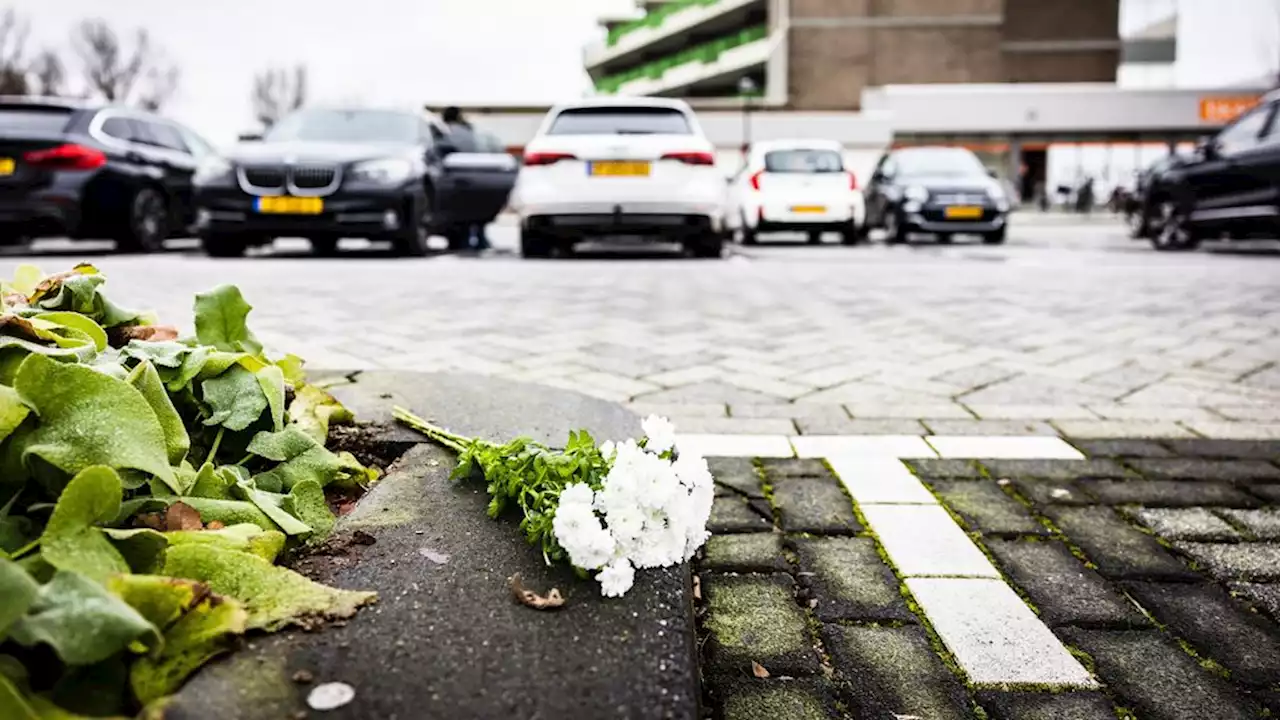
[392, 406, 472, 453]
[206, 427, 225, 465]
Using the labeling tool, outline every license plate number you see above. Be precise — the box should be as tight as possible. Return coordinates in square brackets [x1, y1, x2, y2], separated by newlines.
[0, 158, 13, 176]
[944, 205, 983, 219]
[791, 205, 826, 214]
[256, 196, 323, 214]
[589, 161, 650, 177]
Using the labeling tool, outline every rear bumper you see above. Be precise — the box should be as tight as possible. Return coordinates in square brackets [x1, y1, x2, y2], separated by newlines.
[194, 187, 418, 239]
[526, 213, 717, 239]
[0, 195, 81, 240]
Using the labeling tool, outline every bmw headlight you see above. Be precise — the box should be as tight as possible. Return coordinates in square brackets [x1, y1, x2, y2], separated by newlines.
[351, 158, 414, 185]
[193, 156, 233, 185]
[904, 185, 929, 202]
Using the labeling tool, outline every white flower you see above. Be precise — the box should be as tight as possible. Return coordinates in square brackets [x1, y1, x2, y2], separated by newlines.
[552, 503, 616, 571]
[604, 504, 646, 546]
[599, 440, 615, 459]
[641, 415, 677, 455]
[597, 558, 635, 597]
[559, 483, 596, 510]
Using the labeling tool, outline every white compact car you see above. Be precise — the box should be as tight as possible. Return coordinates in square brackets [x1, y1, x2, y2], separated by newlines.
[727, 139, 865, 245]
[511, 97, 728, 258]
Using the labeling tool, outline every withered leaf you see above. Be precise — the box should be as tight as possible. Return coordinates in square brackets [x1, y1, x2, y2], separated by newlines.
[692, 574, 702, 601]
[165, 501, 204, 531]
[751, 661, 770, 678]
[110, 324, 180, 346]
[508, 573, 564, 611]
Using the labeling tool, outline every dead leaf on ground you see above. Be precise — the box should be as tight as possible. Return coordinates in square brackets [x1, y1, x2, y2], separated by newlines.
[206, 520, 225, 530]
[508, 574, 564, 611]
[109, 324, 180, 346]
[137, 513, 166, 531]
[692, 575, 701, 601]
[751, 661, 770, 678]
[165, 501, 204, 531]
[417, 548, 449, 565]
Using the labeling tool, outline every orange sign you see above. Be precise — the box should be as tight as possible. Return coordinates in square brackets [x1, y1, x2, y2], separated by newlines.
[1199, 95, 1262, 123]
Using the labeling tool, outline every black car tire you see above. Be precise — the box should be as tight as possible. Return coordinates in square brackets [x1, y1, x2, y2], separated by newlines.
[883, 210, 908, 245]
[688, 233, 724, 259]
[807, 231, 822, 244]
[201, 234, 248, 258]
[740, 225, 758, 245]
[520, 228, 553, 259]
[116, 186, 169, 253]
[309, 237, 339, 256]
[1127, 206, 1153, 239]
[841, 224, 861, 245]
[445, 225, 471, 252]
[982, 228, 1007, 245]
[391, 196, 431, 257]
[937, 233, 953, 244]
[1152, 202, 1200, 252]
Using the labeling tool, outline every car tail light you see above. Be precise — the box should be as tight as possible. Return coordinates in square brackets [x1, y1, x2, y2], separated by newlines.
[23, 143, 107, 171]
[661, 151, 715, 165]
[749, 170, 764, 191]
[523, 151, 575, 166]
[848, 171, 858, 190]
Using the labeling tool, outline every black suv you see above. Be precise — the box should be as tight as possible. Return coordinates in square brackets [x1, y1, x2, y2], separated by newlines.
[1150, 90, 1280, 251]
[0, 97, 213, 251]
[193, 108, 516, 257]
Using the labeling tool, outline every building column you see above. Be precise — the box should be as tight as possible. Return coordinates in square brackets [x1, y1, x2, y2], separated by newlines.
[1008, 138, 1023, 204]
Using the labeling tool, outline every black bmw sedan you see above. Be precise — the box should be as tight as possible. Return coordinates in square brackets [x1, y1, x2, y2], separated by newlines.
[863, 146, 1012, 245]
[0, 97, 212, 251]
[194, 107, 516, 257]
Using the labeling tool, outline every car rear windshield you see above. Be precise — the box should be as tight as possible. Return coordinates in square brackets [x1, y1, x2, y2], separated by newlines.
[0, 107, 74, 135]
[547, 107, 691, 135]
[264, 109, 419, 144]
[764, 149, 843, 173]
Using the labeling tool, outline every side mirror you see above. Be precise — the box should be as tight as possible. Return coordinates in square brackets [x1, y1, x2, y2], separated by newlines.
[237, 132, 263, 142]
[1196, 135, 1217, 159]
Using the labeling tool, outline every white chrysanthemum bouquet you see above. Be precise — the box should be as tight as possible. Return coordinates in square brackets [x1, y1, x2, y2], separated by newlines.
[393, 410, 714, 598]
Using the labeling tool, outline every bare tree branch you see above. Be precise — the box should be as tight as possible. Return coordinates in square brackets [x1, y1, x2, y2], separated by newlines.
[30, 50, 64, 96]
[0, 9, 30, 95]
[251, 64, 308, 128]
[73, 19, 179, 108]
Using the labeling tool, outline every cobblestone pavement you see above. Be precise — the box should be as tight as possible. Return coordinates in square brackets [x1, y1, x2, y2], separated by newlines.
[4, 217, 1279, 439]
[697, 440, 1280, 720]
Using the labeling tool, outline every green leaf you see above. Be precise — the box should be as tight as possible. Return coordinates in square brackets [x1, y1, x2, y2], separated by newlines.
[15, 354, 177, 493]
[31, 312, 107, 352]
[0, 674, 38, 720]
[166, 345, 210, 392]
[7, 264, 43, 298]
[120, 340, 189, 369]
[127, 361, 191, 468]
[10, 570, 159, 665]
[0, 558, 39, 639]
[102, 528, 168, 574]
[105, 574, 201, 631]
[188, 462, 233, 499]
[33, 272, 140, 328]
[282, 480, 335, 542]
[193, 285, 263, 356]
[256, 365, 285, 432]
[275, 354, 305, 387]
[201, 366, 268, 432]
[288, 384, 352, 443]
[129, 588, 247, 705]
[163, 523, 285, 563]
[248, 427, 373, 491]
[168, 497, 277, 532]
[0, 334, 94, 362]
[162, 544, 376, 631]
[39, 466, 129, 582]
[231, 481, 311, 536]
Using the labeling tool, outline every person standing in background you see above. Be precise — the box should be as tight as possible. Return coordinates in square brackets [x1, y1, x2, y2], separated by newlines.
[440, 107, 490, 251]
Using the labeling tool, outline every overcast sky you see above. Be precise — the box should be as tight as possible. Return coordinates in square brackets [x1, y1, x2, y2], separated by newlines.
[10, 0, 1279, 145]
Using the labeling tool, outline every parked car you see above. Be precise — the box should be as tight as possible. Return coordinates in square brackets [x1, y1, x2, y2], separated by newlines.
[193, 107, 517, 257]
[1125, 153, 1193, 240]
[726, 139, 864, 245]
[863, 146, 1011, 245]
[0, 96, 212, 251]
[511, 97, 727, 258]
[1144, 90, 1280, 251]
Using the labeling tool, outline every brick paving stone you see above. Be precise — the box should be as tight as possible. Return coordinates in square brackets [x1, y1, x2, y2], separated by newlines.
[1071, 439, 1176, 458]
[1052, 419, 1197, 438]
[703, 573, 820, 677]
[901, 458, 985, 480]
[717, 679, 842, 720]
[1080, 480, 1259, 508]
[791, 537, 913, 623]
[922, 419, 1060, 436]
[930, 481, 1048, 536]
[1162, 439, 1280, 460]
[1127, 507, 1242, 542]
[1047, 507, 1197, 581]
[771, 477, 860, 535]
[976, 691, 1118, 720]
[794, 417, 927, 435]
[627, 401, 725, 418]
[1008, 477, 1096, 508]
[730, 404, 846, 420]
[703, 534, 789, 573]
[1230, 582, 1280, 622]
[1217, 508, 1280, 540]
[981, 458, 1131, 480]
[1186, 421, 1280, 440]
[1060, 630, 1260, 720]
[965, 403, 1100, 420]
[1249, 484, 1280, 503]
[1129, 458, 1280, 482]
[846, 402, 974, 419]
[985, 539, 1149, 628]
[709, 496, 774, 534]
[759, 458, 829, 480]
[709, 457, 764, 498]
[1174, 542, 1280, 582]
[673, 416, 797, 435]
[821, 625, 972, 720]
[1123, 581, 1280, 687]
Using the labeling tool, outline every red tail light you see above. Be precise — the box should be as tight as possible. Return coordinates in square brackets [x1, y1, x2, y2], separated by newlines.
[749, 170, 764, 191]
[848, 171, 858, 190]
[661, 151, 715, 165]
[524, 151, 576, 166]
[23, 143, 107, 171]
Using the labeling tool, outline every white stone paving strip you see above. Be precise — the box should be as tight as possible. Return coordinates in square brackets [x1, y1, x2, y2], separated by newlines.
[925, 435, 1085, 460]
[859, 504, 1000, 578]
[825, 456, 938, 504]
[678, 434, 794, 458]
[907, 578, 1100, 688]
[790, 435, 938, 459]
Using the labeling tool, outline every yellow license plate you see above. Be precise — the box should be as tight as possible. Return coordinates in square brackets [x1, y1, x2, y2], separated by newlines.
[944, 205, 983, 219]
[791, 205, 826, 214]
[0, 158, 14, 176]
[256, 196, 323, 214]
[590, 161, 650, 177]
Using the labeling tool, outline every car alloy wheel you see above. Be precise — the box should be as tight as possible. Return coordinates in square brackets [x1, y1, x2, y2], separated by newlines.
[393, 196, 432, 257]
[1153, 201, 1199, 252]
[883, 211, 906, 245]
[121, 187, 169, 253]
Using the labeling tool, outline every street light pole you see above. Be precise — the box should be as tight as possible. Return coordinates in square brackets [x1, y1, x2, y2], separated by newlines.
[737, 76, 757, 168]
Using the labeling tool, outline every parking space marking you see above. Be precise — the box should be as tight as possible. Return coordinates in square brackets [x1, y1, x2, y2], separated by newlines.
[925, 435, 1085, 459]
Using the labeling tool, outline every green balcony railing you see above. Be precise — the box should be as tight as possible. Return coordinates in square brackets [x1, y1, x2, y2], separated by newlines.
[595, 25, 768, 94]
[606, 0, 722, 47]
